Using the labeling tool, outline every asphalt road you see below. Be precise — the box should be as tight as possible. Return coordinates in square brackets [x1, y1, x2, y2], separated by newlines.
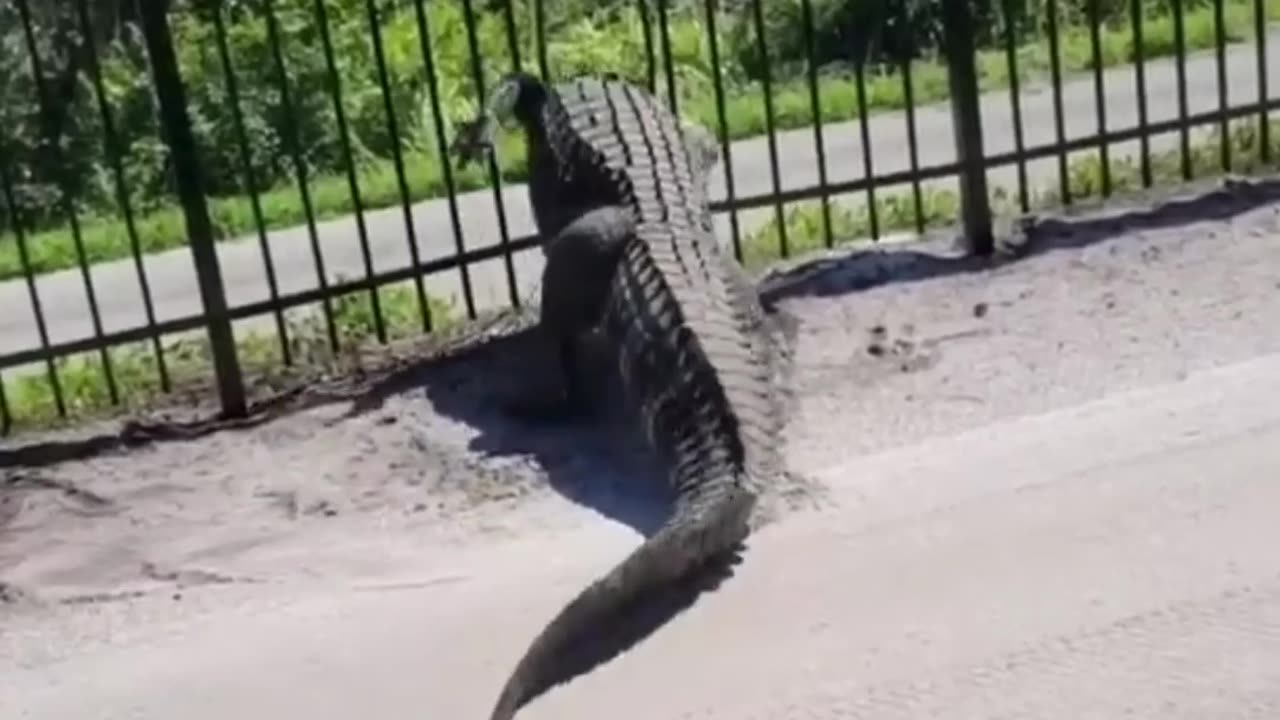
[2, 30, 1279, 364]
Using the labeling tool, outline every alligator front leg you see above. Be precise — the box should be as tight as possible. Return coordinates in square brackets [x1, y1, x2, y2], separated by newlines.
[501, 206, 633, 423]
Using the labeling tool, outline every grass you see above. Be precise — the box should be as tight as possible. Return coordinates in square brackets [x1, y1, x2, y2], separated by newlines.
[0, 280, 458, 433]
[2, 0, 1278, 282]
[737, 126, 1280, 269]
[4, 114, 1279, 435]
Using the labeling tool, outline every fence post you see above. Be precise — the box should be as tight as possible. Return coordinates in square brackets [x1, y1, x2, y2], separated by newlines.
[941, 0, 994, 255]
[138, 0, 246, 417]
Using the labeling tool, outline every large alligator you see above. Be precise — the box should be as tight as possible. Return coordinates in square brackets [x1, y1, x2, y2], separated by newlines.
[453, 72, 801, 720]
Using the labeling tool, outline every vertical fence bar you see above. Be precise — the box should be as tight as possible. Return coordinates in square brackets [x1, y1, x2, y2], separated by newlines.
[138, 0, 245, 418]
[15, 0, 118, 404]
[1172, 0, 1192, 180]
[897, 4, 927, 231]
[1129, 0, 1153, 188]
[78, 0, 172, 392]
[655, 0, 679, 113]
[1001, 0, 1030, 213]
[412, 0, 476, 320]
[701, 0, 743, 260]
[365, 0, 432, 333]
[748, 0, 789, 258]
[212, 6, 291, 364]
[798, 0, 834, 246]
[1213, 0, 1231, 172]
[1087, 0, 1111, 198]
[1256, 0, 1271, 164]
[498, 0, 523, 72]
[638, 0, 658, 94]
[854, 61, 879, 240]
[0, 158, 66, 418]
[460, 0, 520, 307]
[312, 0, 385, 344]
[262, 0, 339, 352]
[0, 371, 9, 435]
[1045, 0, 1072, 205]
[496, 0, 530, 305]
[942, 0, 993, 255]
[533, 0, 550, 80]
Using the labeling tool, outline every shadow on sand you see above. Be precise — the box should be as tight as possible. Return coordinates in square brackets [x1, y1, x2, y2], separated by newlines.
[345, 323, 750, 712]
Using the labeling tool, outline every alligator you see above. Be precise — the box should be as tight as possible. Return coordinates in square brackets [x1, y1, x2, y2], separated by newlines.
[453, 72, 800, 720]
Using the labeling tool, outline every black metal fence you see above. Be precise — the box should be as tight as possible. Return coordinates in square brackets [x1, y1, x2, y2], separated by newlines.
[1, 0, 1277, 433]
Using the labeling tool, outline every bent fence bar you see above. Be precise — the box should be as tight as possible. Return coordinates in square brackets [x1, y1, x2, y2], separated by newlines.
[0, 0, 1278, 432]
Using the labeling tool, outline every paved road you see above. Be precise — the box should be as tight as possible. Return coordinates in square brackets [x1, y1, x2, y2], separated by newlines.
[4, 350, 1279, 719]
[3, 30, 1279, 364]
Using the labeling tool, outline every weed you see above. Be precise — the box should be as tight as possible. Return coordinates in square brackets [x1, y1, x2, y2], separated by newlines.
[737, 117, 1280, 269]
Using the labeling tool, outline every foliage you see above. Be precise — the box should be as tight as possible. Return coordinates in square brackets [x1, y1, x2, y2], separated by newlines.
[0, 0, 1277, 278]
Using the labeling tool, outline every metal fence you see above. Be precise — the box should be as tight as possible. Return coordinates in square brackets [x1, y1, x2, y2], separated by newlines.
[1, 0, 1277, 433]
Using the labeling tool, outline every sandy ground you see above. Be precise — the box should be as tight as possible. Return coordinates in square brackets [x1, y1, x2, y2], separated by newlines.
[2, 177, 1280, 717]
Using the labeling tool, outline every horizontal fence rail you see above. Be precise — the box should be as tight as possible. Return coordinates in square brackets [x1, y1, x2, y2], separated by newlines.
[1, 0, 1278, 433]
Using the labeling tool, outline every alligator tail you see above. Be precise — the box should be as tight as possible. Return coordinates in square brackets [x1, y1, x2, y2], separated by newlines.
[486, 480, 756, 720]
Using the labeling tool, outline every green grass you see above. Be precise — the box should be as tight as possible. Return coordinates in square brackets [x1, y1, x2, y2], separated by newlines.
[739, 116, 1280, 269]
[0, 280, 458, 433]
[5, 115, 1279, 435]
[3, 0, 1278, 282]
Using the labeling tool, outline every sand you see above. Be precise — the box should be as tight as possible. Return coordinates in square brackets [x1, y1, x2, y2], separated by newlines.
[3, 177, 1280, 718]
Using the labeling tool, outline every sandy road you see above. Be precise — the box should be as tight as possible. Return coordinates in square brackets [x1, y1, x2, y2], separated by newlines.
[5, 178, 1280, 718]
[4, 349, 1279, 719]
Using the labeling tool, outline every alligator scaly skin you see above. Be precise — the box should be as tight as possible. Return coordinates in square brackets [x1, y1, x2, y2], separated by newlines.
[455, 73, 790, 720]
